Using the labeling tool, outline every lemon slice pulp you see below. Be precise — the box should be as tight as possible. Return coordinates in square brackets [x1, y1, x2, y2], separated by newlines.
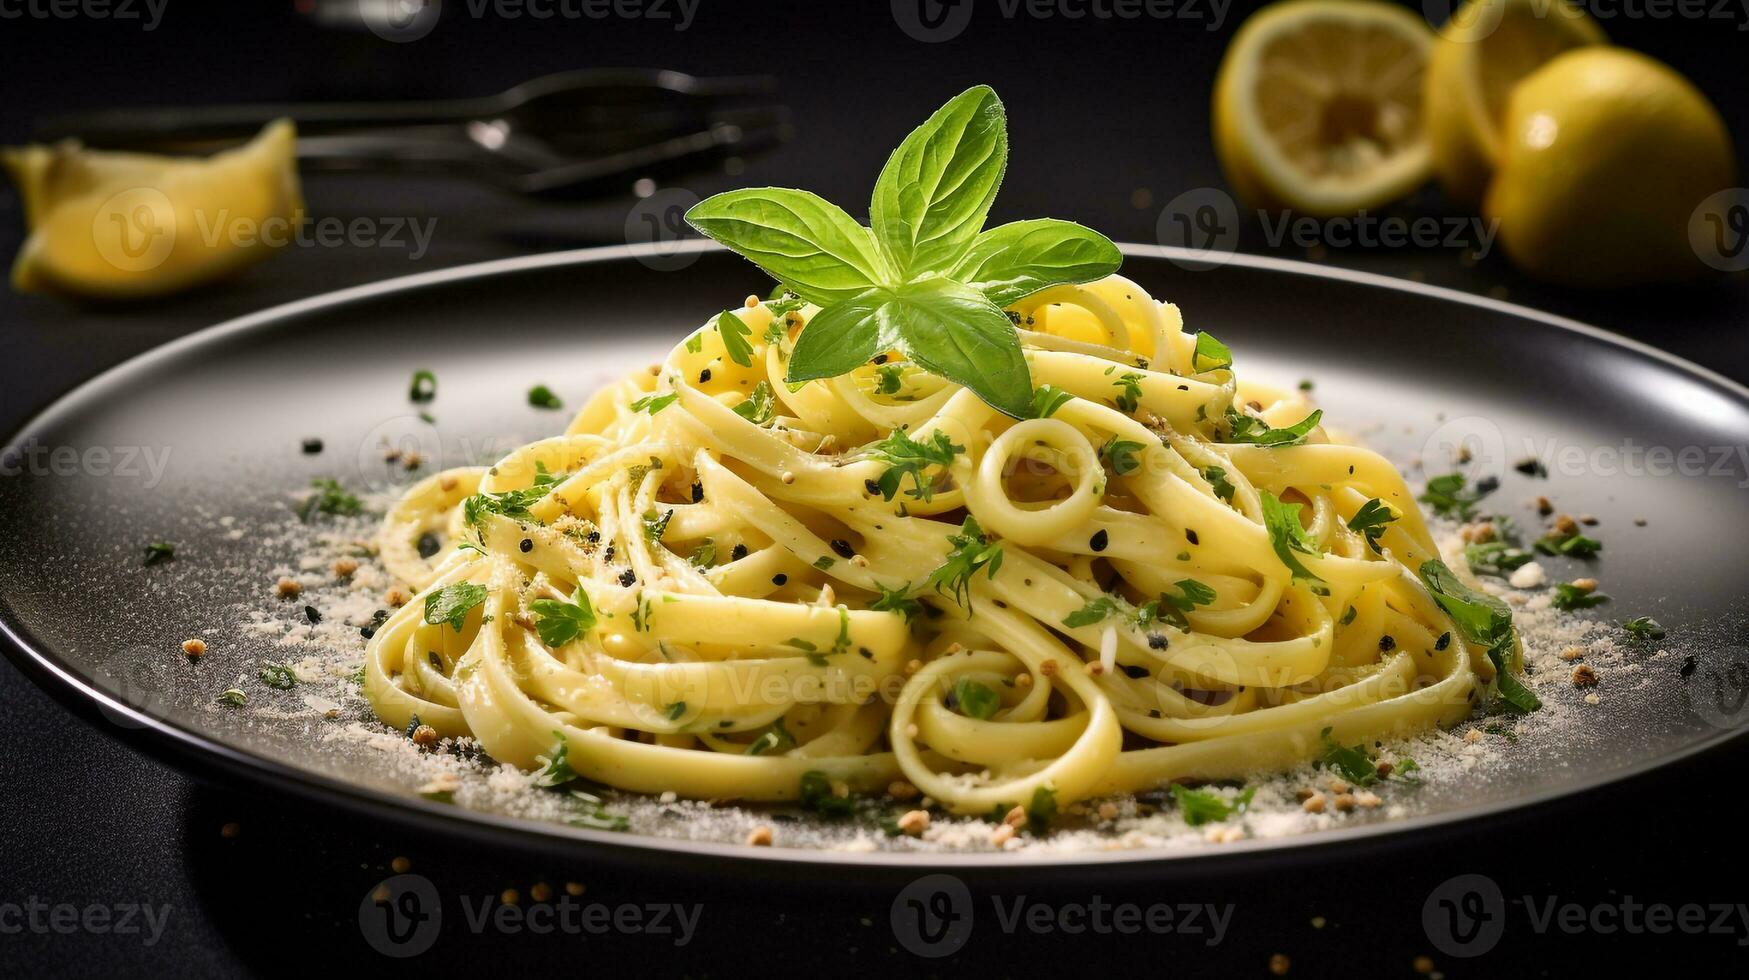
[1214, 0, 1433, 216]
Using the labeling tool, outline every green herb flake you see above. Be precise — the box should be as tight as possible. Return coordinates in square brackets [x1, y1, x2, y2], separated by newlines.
[530, 588, 597, 647]
[1191, 331, 1233, 372]
[143, 541, 176, 566]
[527, 384, 563, 410]
[866, 428, 964, 503]
[409, 369, 437, 403]
[424, 582, 488, 632]
[953, 678, 1002, 720]
[926, 514, 1004, 607]
[630, 392, 679, 415]
[1171, 783, 1255, 826]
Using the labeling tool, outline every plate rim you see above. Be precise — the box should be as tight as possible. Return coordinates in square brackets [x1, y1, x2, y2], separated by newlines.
[4, 240, 1746, 871]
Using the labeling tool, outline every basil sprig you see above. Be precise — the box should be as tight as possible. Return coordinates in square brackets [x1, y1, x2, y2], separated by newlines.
[685, 86, 1121, 418]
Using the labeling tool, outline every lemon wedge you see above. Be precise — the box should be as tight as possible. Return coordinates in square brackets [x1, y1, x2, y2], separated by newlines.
[3, 120, 304, 299]
[1214, 0, 1433, 216]
[1424, 0, 1606, 205]
[1486, 47, 1736, 287]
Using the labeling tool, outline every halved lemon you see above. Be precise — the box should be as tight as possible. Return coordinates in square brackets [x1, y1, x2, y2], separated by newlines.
[1424, 0, 1606, 205]
[1213, 0, 1433, 216]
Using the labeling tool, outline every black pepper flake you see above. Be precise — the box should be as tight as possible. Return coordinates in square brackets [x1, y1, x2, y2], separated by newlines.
[417, 533, 441, 559]
[1147, 633, 1168, 650]
[360, 609, 389, 640]
[731, 543, 749, 561]
[519, 538, 533, 553]
[872, 354, 887, 365]
[1185, 529, 1199, 546]
[586, 530, 602, 544]
[699, 368, 712, 383]
[691, 482, 704, 503]
[859, 647, 875, 660]
[301, 438, 324, 454]
[1119, 664, 1150, 679]
[1379, 635, 1396, 652]
[864, 479, 882, 496]
[772, 573, 788, 586]
[1435, 632, 1451, 651]
[830, 538, 855, 559]
[603, 545, 615, 562]
[1680, 656, 1696, 678]
[1148, 709, 1162, 719]
[617, 569, 637, 587]
[428, 651, 442, 670]
[303, 605, 321, 624]
[1089, 529, 1109, 552]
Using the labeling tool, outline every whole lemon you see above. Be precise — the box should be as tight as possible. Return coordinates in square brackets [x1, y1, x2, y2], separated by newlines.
[1486, 47, 1735, 287]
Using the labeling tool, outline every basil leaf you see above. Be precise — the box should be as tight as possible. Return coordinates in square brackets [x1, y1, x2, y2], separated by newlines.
[1192, 332, 1233, 372]
[870, 85, 1008, 277]
[789, 279, 1032, 418]
[685, 189, 887, 306]
[952, 219, 1122, 307]
[1418, 559, 1514, 649]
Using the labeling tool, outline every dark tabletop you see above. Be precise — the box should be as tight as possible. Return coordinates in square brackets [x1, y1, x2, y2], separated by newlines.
[3, 2, 1748, 977]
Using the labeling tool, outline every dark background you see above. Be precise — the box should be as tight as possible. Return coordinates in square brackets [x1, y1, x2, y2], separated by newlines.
[2, 1, 1747, 976]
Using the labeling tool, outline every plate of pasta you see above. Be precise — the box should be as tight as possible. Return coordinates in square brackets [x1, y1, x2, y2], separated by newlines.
[4, 87, 1748, 868]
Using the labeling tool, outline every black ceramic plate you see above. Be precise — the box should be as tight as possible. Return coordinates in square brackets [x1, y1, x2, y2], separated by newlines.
[5, 243, 1748, 873]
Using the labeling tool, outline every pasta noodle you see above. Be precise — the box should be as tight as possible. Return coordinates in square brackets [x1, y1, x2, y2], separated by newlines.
[363, 275, 1511, 818]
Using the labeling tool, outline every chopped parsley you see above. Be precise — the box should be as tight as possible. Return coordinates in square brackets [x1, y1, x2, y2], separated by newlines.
[866, 428, 964, 503]
[745, 719, 795, 756]
[926, 514, 1004, 607]
[1419, 473, 1496, 520]
[664, 701, 687, 722]
[1345, 498, 1397, 553]
[1026, 785, 1058, 834]
[527, 384, 563, 409]
[643, 508, 674, 545]
[1111, 373, 1143, 413]
[732, 381, 776, 425]
[462, 483, 548, 528]
[1099, 437, 1145, 476]
[799, 770, 857, 817]
[871, 583, 924, 623]
[424, 582, 488, 632]
[875, 362, 906, 395]
[1622, 616, 1665, 645]
[689, 539, 718, 569]
[1419, 559, 1538, 713]
[1465, 541, 1534, 577]
[1260, 491, 1327, 594]
[1202, 465, 1237, 503]
[1225, 407, 1322, 447]
[258, 662, 297, 690]
[529, 588, 596, 646]
[1551, 583, 1610, 611]
[409, 369, 437, 402]
[1319, 727, 1379, 787]
[534, 731, 578, 787]
[953, 678, 1002, 720]
[1171, 784, 1254, 825]
[143, 541, 176, 566]
[630, 392, 679, 415]
[1028, 384, 1074, 419]
[1536, 529, 1602, 558]
[300, 478, 363, 521]
[217, 688, 247, 706]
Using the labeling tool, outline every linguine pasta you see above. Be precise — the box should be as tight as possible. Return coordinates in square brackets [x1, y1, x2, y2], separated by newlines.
[362, 274, 1513, 819]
